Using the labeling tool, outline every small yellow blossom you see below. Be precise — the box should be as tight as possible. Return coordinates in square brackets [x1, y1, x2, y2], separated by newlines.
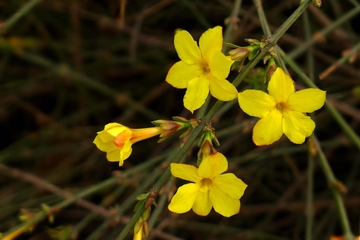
[168, 152, 247, 217]
[238, 67, 326, 145]
[166, 26, 237, 113]
[93, 123, 164, 166]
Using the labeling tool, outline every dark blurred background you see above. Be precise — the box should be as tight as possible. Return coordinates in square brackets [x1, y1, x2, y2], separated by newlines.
[1, 0, 360, 239]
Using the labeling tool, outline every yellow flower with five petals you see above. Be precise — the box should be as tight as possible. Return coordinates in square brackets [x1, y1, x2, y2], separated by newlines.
[168, 152, 247, 217]
[238, 67, 326, 145]
[166, 26, 237, 113]
[93, 123, 165, 166]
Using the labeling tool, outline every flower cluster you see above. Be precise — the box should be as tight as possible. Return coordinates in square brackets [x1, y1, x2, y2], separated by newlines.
[91, 25, 327, 239]
[162, 26, 325, 217]
[167, 26, 326, 145]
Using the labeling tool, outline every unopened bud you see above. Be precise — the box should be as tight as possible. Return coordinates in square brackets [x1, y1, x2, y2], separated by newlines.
[245, 38, 260, 45]
[228, 47, 251, 61]
[265, 57, 277, 81]
[312, 0, 321, 7]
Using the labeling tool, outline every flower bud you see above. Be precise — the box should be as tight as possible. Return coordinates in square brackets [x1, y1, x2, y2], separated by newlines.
[228, 47, 251, 61]
[312, 0, 321, 7]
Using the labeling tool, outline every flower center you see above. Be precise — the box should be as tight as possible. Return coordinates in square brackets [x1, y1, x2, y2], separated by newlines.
[200, 178, 212, 189]
[114, 130, 132, 149]
[276, 102, 288, 112]
[200, 61, 210, 74]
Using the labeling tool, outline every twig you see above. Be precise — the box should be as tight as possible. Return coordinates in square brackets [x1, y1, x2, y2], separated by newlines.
[0, 0, 41, 33]
[319, 41, 360, 80]
[312, 136, 354, 240]
[288, 5, 360, 59]
[0, 164, 113, 217]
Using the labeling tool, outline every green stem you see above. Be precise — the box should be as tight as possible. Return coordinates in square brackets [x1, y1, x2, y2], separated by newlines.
[289, 5, 360, 59]
[1, 0, 41, 32]
[303, 10, 315, 240]
[253, 0, 271, 37]
[117, 1, 313, 239]
[252, 0, 287, 70]
[223, 0, 243, 47]
[148, 177, 175, 229]
[232, 0, 312, 88]
[306, 151, 314, 240]
[312, 136, 354, 240]
[320, 41, 360, 80]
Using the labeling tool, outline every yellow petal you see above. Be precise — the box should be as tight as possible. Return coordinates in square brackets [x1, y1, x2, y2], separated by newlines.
[183, 77, 209, 113]
[170, 163, 202, 182]
[209, 184, 240, 217]
[174, 30, 201, 64]
[287, 88, 326, 113]
[168, 183, 199, 214]
[283, 110, 315, 144]
[253, 109, 283, 146]
[106, 150, 121, 162]
[198, 152, 228, 179]
[192, 183, 212, 216]
[268, 68, 295, 103]
[209, 51, 233, 80]
[199, 26, 223, 61]
[107, 126, 130, 138]
[103, 123, 130, 140]
[166, 61, 202, 89]
[104, 122, 123, 130]
[213, 173, 247, 199]
[97, 130, 115, 143]
[208, 75, 237, 101]
[106, 147, 132, 165]
[93, 135, 118, 152]
[238, 90, 276, 117]
[122, 140, 132, 152]
[120, 148, 132, 163]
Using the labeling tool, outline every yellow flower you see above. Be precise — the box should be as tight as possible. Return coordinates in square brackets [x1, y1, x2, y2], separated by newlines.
[168, 152, 247, 217]
[238, 67, 326, 145]
[93, 123, 164, 166]
[166, 26, 237, 113]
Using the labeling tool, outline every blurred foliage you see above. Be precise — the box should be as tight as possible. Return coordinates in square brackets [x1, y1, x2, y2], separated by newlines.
[1, 0, 360, 239]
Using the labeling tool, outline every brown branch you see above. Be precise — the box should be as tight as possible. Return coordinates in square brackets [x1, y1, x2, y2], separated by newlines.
[0, 164, 113, 218]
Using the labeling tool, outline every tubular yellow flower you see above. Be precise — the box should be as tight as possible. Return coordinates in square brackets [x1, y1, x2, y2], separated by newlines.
[93, 123, 165, 166]
[238, 67, 326, 145]
[133, 229, 143, 240]
[166, 26, 238, 113]
[168, 152, 247, 217]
